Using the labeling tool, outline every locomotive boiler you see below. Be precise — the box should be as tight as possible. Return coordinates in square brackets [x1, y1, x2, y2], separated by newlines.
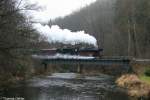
[38, 47, 103, 58]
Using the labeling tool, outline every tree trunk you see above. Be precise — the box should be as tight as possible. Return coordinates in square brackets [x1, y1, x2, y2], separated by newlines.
[128, 20, 131, 57]
[133, 22, 140, 58]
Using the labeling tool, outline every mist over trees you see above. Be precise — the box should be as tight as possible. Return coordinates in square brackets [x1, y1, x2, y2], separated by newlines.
[51, 0, 150, 58]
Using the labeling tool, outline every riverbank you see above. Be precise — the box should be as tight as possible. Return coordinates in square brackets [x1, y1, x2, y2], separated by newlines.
[116, 74, 150, 99]
[140, 75, 150, 84]
[0, 71, 33, 90]
[0, 75, 24, 90]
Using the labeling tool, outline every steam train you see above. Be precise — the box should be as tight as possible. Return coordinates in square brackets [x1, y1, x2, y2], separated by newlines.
[38, 48, 103, 58]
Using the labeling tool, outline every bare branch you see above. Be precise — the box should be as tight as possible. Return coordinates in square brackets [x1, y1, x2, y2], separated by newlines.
[17, 0, 23, 9]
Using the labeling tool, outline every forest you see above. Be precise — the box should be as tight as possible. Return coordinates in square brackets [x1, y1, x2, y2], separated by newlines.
[51, 0, 150, 58]
[0, 0, 41, 85]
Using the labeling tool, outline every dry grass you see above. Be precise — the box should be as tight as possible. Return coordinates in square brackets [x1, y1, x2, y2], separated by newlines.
[116, 74, 150, 98]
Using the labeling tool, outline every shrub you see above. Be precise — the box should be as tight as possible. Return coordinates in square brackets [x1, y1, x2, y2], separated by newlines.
[144, 68, 150, 77]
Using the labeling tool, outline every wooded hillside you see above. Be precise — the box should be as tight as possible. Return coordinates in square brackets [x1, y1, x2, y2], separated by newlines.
[51, 0, 150, 58]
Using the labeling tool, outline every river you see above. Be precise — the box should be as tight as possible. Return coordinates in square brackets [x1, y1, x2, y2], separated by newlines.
[0, 73, 130, 100]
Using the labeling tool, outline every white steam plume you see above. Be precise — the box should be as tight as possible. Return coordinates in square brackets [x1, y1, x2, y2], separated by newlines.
[33, 23, 97, 47]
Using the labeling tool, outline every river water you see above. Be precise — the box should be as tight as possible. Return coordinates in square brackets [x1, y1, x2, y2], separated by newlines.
[0, 73, 130, 100]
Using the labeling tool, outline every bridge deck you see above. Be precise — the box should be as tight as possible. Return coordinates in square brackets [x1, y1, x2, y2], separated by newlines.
[41, 58, 130, 65]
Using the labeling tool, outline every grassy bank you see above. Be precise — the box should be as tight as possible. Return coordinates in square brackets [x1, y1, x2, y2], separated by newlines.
[116, 63, 150, 99]
[139, 66, 150, 84]
[139, 75, 150, 85]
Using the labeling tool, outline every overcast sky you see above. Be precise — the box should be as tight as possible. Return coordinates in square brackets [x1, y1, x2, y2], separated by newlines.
[23, 0, 96, 22]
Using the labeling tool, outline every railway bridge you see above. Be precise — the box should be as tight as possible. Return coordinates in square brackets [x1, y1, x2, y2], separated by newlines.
[33, 56, 131, 74]
[30, 48, 131, 74]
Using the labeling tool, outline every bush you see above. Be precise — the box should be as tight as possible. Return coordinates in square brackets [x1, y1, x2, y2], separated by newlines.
[144, 68, 150, 77]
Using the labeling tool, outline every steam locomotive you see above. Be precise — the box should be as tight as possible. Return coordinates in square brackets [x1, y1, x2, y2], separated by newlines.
[38, 48, 103, 58]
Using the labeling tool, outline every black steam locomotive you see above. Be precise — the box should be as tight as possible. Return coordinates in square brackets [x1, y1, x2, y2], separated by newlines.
[38, 48, 103, 58]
